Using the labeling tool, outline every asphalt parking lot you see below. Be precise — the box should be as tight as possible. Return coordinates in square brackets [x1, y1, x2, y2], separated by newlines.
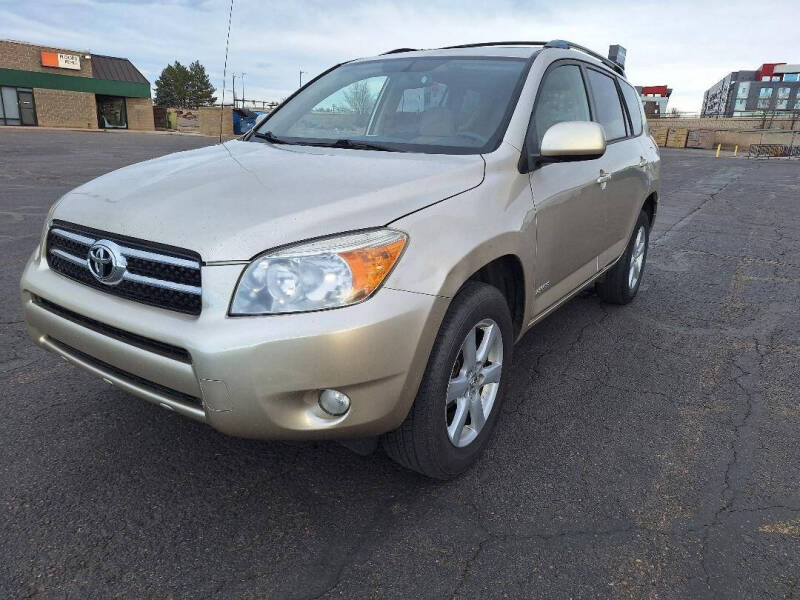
[2, 129, 799, 599]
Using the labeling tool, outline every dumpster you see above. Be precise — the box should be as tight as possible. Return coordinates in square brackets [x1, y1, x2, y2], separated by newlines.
[232, 108, 258, 135]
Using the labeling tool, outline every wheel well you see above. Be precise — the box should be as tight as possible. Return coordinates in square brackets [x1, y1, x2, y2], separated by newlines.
[467, 255, 525, 338]
[642, 192, 658, 229]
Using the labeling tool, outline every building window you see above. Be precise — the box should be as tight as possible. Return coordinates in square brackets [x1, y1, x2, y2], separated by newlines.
[776, 99, 789, 110]
[759, 87, 773, 98]
[0, 86, 37, 126]
[784, 73, 799, 82]
[772, 76, 781, 82]
[778, 87, 791, 98]
[795, 100, 800, 110]
[0, 87, 20, 125]
[735, 98, 747, 110]
[736, 82, 750, 98]
[96, 95, 127, 129]
[761, 76, 770, 81]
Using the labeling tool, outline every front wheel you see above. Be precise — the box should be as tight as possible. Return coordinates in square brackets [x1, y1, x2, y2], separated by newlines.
[596, 210, 650, 305]
[382, 282, 513, 479]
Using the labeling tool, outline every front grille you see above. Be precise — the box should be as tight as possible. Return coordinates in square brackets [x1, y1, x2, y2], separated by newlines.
[50, 338, 202, 407]
[34, 296, 192, 364]
[46, 221, 202, 315]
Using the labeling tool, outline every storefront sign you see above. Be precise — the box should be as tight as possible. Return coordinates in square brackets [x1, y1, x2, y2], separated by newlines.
[41, 51, 81, 71]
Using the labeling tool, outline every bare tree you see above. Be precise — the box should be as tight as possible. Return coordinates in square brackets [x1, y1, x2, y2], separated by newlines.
[342, 80, 375, 114]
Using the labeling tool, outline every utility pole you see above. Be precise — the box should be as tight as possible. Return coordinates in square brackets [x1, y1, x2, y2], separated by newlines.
[232, 73, 237, 108]
[240, 72, 246, 109]
[299, 69, 307, 88]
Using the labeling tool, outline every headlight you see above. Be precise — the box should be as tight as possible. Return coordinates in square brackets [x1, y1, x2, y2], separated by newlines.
[230, 229, 407, 315]
[39, 197, 64, 259]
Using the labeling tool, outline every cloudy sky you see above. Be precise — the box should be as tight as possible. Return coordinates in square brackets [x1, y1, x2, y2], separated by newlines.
[2, 0, 798, 112]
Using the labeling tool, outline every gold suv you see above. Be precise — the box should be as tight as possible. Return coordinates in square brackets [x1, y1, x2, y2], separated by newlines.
[21, 41, 660, 478]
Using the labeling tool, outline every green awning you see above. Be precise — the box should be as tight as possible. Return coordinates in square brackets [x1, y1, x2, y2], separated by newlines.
[0, 68, 150, 98]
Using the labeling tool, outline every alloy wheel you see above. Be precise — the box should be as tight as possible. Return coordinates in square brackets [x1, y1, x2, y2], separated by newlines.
[628, 225, 646, 290]
[445, 318, 504, 448]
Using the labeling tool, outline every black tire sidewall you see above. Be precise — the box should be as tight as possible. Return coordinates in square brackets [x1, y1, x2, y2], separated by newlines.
[624, 212, 650, 300]
[414, 283, 513, 477]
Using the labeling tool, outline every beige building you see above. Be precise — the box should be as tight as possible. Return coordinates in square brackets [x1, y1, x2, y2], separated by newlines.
[0, 39, 154, 130]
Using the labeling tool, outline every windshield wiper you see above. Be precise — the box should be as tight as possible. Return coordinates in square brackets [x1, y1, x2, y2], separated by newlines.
[252, 130, 292, 145]
[307, 139, 404, 152]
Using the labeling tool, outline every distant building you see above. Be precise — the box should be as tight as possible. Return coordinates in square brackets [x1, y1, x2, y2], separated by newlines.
[635, 85, 672, 117]
[701, 63, 800, 117]
[0, 39, 154, 130]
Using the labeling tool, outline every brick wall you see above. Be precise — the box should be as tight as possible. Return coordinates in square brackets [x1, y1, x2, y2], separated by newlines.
[126, 97, 155, 130]
[198, 106, 234, 138]
[648, 116, 800, 131]
[0, 40, 92, 78]
[648, 121, 800, 150]
[34, 88, 97, 128]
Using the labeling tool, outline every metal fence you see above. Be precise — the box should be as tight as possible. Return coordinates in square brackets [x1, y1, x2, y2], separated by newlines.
[748, 144, 800, 159]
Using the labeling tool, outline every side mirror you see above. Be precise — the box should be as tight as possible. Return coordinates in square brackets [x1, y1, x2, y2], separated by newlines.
[540, 121, 606, 162]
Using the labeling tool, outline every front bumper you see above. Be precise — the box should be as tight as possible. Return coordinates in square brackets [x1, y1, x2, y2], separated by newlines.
[20, 251, 448, 440]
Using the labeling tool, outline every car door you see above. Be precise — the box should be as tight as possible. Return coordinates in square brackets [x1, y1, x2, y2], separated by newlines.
[583, 69, 650, 267]
[528, 62, 606, 315]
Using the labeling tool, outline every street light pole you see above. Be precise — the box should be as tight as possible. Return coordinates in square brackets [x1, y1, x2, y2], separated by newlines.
[240, 72, 246, 109]
[299, 69, 307, 88]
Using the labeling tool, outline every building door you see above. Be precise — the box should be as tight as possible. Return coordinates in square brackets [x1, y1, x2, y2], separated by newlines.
[96, 95, 128, 129]
[17, 90, 37, 126]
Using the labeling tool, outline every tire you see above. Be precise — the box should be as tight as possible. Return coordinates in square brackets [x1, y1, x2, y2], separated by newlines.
[382, 282, 513, 479]
[596, 210, 650, 305]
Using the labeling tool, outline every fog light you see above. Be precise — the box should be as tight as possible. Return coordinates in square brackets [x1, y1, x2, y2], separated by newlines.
[318, 389, 350, 416]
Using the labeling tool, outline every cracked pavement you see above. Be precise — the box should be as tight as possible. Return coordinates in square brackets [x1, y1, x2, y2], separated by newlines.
[2, 130, 799, 599]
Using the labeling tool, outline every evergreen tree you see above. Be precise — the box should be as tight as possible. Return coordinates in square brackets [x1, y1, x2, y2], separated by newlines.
[154, 60, 216, 108]
[187, 61, 217, 108]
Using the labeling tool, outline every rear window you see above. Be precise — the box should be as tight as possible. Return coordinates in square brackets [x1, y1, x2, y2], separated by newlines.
[619, 80, 644, 136]
[585, 69, 627, 140]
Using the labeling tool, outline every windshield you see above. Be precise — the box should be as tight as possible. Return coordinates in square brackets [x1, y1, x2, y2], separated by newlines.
[252, 57, 529, 154]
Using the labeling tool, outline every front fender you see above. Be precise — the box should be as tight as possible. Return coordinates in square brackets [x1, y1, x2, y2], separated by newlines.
[384, 148, 536, 324]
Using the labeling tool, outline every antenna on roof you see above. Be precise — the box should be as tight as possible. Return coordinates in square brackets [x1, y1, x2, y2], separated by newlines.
[219, 0, 234, 143]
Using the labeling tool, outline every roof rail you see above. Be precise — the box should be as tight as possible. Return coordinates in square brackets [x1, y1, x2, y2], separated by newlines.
[379, 40, 625, 75]
[381, 48, 419, 55]
[440, 41, 548, 50]
[544, 40, 625, 75]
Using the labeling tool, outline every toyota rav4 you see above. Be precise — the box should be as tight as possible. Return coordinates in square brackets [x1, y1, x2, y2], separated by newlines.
[21, 40, 660, 478]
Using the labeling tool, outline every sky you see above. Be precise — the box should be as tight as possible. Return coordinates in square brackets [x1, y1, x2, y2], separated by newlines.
[2, 0, 798, 113]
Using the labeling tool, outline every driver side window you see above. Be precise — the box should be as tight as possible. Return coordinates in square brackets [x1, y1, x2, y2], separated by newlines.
[532, 64, 591, 148]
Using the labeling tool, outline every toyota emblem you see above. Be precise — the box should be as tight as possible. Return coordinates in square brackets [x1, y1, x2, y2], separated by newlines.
[87, 240, 127, 285]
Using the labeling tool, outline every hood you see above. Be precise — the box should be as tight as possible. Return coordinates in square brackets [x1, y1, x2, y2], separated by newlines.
[53, 140, 485, 261]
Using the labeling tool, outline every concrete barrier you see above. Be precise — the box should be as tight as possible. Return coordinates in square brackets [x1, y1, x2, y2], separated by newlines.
[713, 129, 800, 151]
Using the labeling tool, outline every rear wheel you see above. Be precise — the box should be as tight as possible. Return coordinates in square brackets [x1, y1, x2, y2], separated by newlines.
[382, 282, 513, 479]
[596, 210, 650, 305]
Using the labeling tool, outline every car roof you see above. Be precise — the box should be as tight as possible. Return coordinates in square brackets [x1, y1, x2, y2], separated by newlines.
[351, 45, 541, 62]
[350, 41, 626, 78]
